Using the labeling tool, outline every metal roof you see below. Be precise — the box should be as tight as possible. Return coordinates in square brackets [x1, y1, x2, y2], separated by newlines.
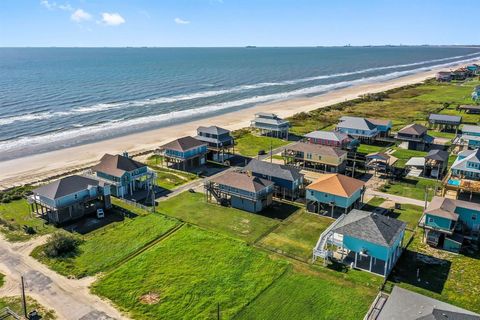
[451, 149, 480, 172]
[428, 114, 462, 124]
[33, 175, 102, 200]
[332, 209, 406, 247]
[462, 125, 480, 134]
[304, 130, 349, 142]
[244, 159, 303, 182]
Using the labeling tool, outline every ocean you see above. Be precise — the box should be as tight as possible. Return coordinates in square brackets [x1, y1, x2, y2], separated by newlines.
[1, 46, 480, 161]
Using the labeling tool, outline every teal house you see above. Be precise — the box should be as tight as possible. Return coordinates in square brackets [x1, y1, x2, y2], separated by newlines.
[313, 209, 406, 277]
[159, 136, 208, 170]
[335, 116, 392, 143]
[421, 196, 480, 252]
[472, 86, 480, 102]
[91, 153, 155, 198]
[306, 173, 365, 216]
[459, 125, 480, 149]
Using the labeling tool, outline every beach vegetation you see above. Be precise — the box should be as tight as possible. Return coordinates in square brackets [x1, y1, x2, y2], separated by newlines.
[43, 232, 81, 258]
[233, 132, 289, 157]
[0, 185, 32, 203]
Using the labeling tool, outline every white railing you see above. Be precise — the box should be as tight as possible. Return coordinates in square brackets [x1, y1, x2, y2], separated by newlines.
[312, 214, 346, 260]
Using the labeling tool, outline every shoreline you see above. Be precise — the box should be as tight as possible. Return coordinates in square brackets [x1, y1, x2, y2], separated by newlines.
[1, 61, 478, 188]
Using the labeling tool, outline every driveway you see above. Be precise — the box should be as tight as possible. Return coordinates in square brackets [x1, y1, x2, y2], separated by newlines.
[0, 236, 126, 320]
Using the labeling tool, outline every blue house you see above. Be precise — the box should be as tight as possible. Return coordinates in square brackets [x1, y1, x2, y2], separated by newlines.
[420, 196, 480, 252]
[428, 114, 462, 134]
[244, 159, 304, 199]
[306, 173, 365, 216]
[29, 175, 112, 225]
[459, 125, 480, 149]
[205, 171, 274, 213]
[472, 86, 480, 102]
[159, 136, 208, 170]
[313, 209, 406, 277]
[450, 148, 480, 180]
[336, 116, 392, 143]
[91, 153, 155, 198]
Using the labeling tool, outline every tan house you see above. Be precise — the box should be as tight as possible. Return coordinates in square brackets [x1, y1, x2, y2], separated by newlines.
[283, 142, 347, 173]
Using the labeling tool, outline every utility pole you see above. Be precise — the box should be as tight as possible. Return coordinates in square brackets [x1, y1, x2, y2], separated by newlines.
[21, 276, 27, 319]
[270, 141, 273, 163]
[424, 187, 429, 210]
[217, 303, 221, 320]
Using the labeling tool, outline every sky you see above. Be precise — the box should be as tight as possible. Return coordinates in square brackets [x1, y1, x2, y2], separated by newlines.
[0, 0, 478, 47]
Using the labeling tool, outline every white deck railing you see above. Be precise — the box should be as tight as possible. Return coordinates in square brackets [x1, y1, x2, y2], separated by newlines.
[312, 214, 346, 261]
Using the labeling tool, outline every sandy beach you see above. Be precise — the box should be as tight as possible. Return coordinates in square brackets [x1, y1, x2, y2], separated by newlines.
[1, 61, 478, 188]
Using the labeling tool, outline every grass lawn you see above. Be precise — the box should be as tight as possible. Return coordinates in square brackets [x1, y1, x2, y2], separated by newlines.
[428, 130, 456, 140]
[0, 199, 56, 241]
[234, 133, 289, 157]
[388, 235, 480, 314]
[378, 177, 439, 201]
[356, 144, 387, 155]
[391, 148, 428, 168]
[366, 196, 386, 207]
[92, 225, 288, 320]
[158, 192, 284, 243]
[32, 213, 179, 278]
[0, 296, 57, 319]
[146, 155, 198, 190]
[389, 204, 423, 230]
[235, 268, 378, 320]
[258, 210, 333, 261]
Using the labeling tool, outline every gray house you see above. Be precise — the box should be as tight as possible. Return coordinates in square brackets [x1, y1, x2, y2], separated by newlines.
[428, 114, 462, 133]
[91, 153, 155, 198]
[244, 159, 304, 199]
[395, 123, 433, 151]
[195, 126, 235, 162]
[204, 171, 274, 213]
[251, 112, 290, 139]
[29, 175, 112, 225]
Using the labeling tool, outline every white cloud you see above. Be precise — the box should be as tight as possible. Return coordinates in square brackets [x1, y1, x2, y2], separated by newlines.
[174, 17, 190, 25]
[71, 9, 92, 22]
[101, 12, 126, 26]
[40, 0, 73, 11]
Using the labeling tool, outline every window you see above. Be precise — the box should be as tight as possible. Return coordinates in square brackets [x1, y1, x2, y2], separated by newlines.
[310, 190, 314, 196]
[428, 217, 434, 223]
[74, 194, 78, 199]
[473, 214, 477, 221]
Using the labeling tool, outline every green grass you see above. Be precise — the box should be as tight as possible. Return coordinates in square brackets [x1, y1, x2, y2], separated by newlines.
[391, 148, 428, 168]
[0, 273, 4, 288]
[379, 177, 438, 201]
[158, 192, 282, 243]
[356, 144, 387, 155]
[32, 213, 179, 278]
[258, 210, 333, 261]
[234, 133, 289, 157]
[146, 155, 198, 190]
[92, 225, 288, 320]
[0, 199, 56, 241]
[389, 235, 480, 314]
[235, 269, 378, 320]
[427, 130, 456, 140]
[0, 296, 57, 319]
[389, 204, 423, 230]
[366, 196, 386, 207]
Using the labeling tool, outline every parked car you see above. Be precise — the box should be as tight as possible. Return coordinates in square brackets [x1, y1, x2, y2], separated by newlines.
[258, 149, 266, 155]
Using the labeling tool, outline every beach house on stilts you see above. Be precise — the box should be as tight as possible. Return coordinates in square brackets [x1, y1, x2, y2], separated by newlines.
[251, 112, 290, 139]
[313, 209, 406, 277]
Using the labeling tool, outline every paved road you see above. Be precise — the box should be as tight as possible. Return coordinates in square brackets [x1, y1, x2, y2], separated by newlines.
[365, 189, 428, 207]
[0, 236, 126, 320]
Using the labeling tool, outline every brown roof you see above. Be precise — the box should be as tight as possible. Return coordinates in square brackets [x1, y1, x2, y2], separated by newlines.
[425, 196, 480, 221]
[210, 171, 273, 193]
[306, 173, 365, 197]
[397, 123, 428, 136]
[367, 118, 391, 126]
[160, 136, 207, 152]
[286, 142, 347, 157]
[92, 154, 146, 177]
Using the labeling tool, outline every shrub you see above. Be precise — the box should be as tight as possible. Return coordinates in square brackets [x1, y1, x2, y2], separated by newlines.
[43, 233, 81, 258]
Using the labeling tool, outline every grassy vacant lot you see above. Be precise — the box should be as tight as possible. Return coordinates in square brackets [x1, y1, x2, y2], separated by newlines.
[356, 144, 388, 155]
[32, 213, 179, 278]
[392, 148, 428, 168]
[389, 204, 423, 230]
[234, 133, 289, 157]
[235, 268, 378, 320]
[158, 192, 284, 243]
[258, 210, 333, 261]
[146, 155, 198, 190]
[0, 199, 56, 241]
[92, 225, 288, 320]
[389, 235, 480, 314]
[378, 177, 439, 201]
[0, 296, 57, 319]
[287, 79, 480, 136]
